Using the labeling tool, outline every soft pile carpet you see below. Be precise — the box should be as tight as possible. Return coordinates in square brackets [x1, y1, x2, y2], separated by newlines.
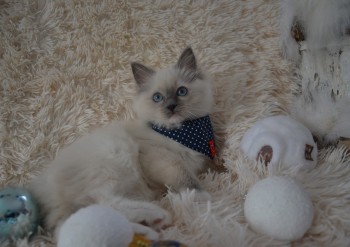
[1, 0, 350, 246]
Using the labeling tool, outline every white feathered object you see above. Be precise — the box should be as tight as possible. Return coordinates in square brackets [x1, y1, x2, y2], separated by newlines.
[280, 0, 350, 146]
[280, 0, 350, 62]
[290, 91, 350, 148]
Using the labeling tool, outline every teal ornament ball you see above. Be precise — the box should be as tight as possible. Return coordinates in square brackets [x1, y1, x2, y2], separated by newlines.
[0, 187, 39, 241]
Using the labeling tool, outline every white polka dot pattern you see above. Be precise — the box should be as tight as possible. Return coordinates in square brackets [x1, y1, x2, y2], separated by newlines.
[151, 115, 216, 159]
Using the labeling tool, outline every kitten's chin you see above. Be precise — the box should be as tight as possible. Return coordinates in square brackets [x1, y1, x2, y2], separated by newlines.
[166, 120, 183, 129]
[162, 112, 210, 129]
[157, 114, 184, 129]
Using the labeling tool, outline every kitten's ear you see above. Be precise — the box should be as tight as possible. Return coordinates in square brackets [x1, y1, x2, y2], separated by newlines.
[131, 62, 155, 86]
[177, 47, 197, 71]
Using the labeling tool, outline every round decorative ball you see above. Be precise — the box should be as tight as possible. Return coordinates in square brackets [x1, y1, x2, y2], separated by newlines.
[240, 115, 317, 170]
[0, 187, 39, 241]
[244, 176, 314, 241]
[58, 205, 134, 247]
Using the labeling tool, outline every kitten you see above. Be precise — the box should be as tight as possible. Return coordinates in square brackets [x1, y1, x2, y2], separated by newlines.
[128, 47, 215, 195]
[29, 48, 215, 238]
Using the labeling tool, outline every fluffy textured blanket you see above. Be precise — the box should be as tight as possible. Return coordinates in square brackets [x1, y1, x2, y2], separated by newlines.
[1, 0, 350, 246]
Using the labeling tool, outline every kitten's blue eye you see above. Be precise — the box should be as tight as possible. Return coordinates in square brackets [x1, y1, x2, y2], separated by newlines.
[153, 92, 164, 102]
[176, 86, 188, 96]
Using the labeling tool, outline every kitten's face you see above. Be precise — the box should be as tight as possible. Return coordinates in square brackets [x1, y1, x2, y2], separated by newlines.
[131, 48, 213, 128]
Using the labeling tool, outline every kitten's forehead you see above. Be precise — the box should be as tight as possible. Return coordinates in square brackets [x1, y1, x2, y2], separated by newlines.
[151, 66, 181, 91]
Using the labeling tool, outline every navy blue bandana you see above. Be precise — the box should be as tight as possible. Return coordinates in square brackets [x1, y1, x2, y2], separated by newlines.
[151, 115, 217, 159]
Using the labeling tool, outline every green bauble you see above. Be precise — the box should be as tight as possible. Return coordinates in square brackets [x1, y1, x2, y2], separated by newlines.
[0, 187, 39, 241]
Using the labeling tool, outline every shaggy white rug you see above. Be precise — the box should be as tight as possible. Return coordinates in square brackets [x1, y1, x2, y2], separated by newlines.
[1, 0, 350, 246]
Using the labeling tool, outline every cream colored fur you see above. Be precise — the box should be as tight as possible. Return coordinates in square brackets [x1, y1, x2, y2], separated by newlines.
[28, 122, 170, 236]
[29, 48, 213, 238]
[1, 1, 350, 247]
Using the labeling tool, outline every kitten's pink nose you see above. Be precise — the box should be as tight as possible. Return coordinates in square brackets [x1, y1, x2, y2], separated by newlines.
[167, 104, 177, 112]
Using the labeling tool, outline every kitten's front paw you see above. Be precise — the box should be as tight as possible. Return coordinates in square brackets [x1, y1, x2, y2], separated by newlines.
[129, 202, 172, 231]
[131, 223, 159, 241]
[142, 206, 172, 231]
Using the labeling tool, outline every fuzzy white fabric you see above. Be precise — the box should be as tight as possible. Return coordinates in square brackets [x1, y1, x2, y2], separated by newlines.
[1, 1, 350, 247]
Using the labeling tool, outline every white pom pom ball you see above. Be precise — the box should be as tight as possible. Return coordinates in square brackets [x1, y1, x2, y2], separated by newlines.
[58, 205, 134, 247]
[244, 176, 314, 241]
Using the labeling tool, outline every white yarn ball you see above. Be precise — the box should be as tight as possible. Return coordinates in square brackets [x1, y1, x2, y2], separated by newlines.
[58, 205, 134, 247]
[244, 176, 314, 241]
